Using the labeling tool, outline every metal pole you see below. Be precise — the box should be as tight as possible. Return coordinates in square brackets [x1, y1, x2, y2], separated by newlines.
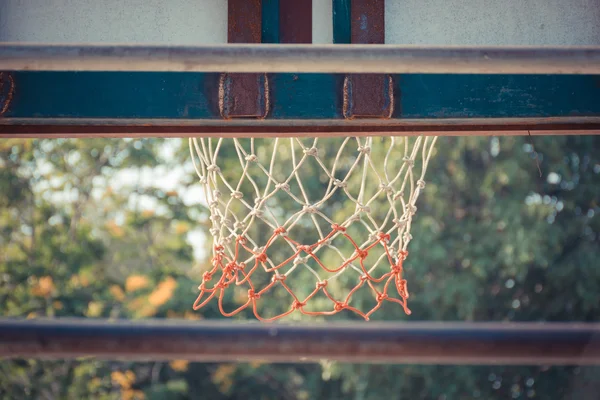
[1, 319, 599, 365]
[1, 44, 600, 74]
[2, 117, 600, 138]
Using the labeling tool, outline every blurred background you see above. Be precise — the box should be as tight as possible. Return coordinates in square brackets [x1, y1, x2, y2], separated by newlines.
[1, 135, 599, 399]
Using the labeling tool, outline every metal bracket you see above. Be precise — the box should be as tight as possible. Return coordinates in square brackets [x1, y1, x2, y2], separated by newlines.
[0, 72, 15, 117]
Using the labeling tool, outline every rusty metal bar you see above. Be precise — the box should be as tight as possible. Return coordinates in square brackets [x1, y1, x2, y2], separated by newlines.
[344, 0, 393, 119]
[1, 117, 600, 138]
[1, 319, 599, 365]
[219, 0, 267, 119]
[1, 44, 600, 74]
[279, 0, 312, 44]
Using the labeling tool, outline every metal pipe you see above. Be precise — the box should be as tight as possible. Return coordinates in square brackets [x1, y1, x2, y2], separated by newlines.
[1, 117, 600, 138]
[1, 319, 599, 365]
[1, 44, 600, 74]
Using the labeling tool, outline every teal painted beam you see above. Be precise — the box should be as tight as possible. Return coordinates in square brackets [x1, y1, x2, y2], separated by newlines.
[4, 72, 600, 120]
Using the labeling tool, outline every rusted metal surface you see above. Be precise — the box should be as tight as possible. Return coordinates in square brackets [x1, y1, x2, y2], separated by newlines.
[0, 72, 15, 117]
[344, 0, 392, 119]
[2, 44, 600, 74]
[220, 0, 268, 119]
[279, 0, 312, 44]
[1, 117, 600, 138]
[1, 319, 600, 365]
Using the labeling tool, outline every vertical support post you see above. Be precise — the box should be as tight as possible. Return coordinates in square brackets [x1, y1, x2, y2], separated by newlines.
[220, 0, 269, 119]
[343, 0, 393, 119]
[279, 0, 312, 44]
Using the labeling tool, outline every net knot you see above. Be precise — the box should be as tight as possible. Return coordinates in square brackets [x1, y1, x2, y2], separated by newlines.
[379, 183, 394, 194]
[405, 204, 417, 215]
[356, 249, 369, 259]
[293, 256, 309, 265]
[273, 226, 286, 235]
[398, 250, 409, 260]
[316, 280, 328, 289]
[359, 274, 368, 282]
[212, 189, 222, 199]
[248, 289, 260, 300]
[256, 252, 268, 263]
[402, 156, 415, 168]
[357, 145, 371, 155]
[391, 264, 403, 275]
[304, 147, 319, 157]
[231, 191, 243, 199]
[202, 272, 213, 281]
[275, 183, 290, 192]
[376, 293, 388, 303]
[214, 245, 225, 254]
[209, 227, 220, 236]
[392, 218, 406, 229]
[333, 179, 347, 188]
[250, 208, 264, 218]
[297, 245, 312, 253]
[245, 154, 258, 162]
[198, 177, 208, 184]
[331, 224, 346, 232]
[217, 281, 230, 289]
[207, 164, 221, 173]
[271, 273, 286, 282]
[292, 300, 306, 310]
[334, 301, 345, 311]
[416, 179, 426, 189]
[378, 232, 391, 242]
[234, 221, 246, 230]
[302, 205, 318, 214]
[403, 232, 413, 242]
[236, 235, 247, 245]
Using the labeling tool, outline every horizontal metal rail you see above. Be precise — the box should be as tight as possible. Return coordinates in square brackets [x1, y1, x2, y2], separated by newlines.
[2, 117, 600, 138]
[1, 319, 600, 365]
[1, 44, 600, 74]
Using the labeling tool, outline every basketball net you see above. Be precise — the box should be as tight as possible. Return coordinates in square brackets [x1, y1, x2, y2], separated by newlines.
[190, 136, 437, 321]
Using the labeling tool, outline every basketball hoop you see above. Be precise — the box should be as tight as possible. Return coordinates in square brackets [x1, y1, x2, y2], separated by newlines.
[190, 136, 437, 321]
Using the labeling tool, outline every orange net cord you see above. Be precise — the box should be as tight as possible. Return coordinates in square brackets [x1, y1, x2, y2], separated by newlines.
[193, 224, 411, 321]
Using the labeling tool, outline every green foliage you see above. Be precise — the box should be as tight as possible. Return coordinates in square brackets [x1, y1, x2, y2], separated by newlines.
[1, 135, 599, 399]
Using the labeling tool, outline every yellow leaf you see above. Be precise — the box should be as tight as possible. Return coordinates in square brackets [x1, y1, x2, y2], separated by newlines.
[110, 285, 126, 301]
[86, 301, 104, 317]
[79, 273, 90, 288]
[106, 220, 125, 237]
[174, 221, 190, 235]
[170, 359, 189, 372]
[27, 312, 37, 319]
[52, 301, 63, 310]
[111, 371, 131, 389]
[126, 275, 150, 292]
[147, 277, 177, 307]
[31, 276, 55, 298]
[212, 364, 236, 384]
[141, 210, 154, 218]
[184, 311, 201, 320]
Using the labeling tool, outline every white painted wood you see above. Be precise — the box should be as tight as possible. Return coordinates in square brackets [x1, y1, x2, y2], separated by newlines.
[386, 0, 600, 45]
[0, 0, 227, 44]
[313, 0, 333, 44]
